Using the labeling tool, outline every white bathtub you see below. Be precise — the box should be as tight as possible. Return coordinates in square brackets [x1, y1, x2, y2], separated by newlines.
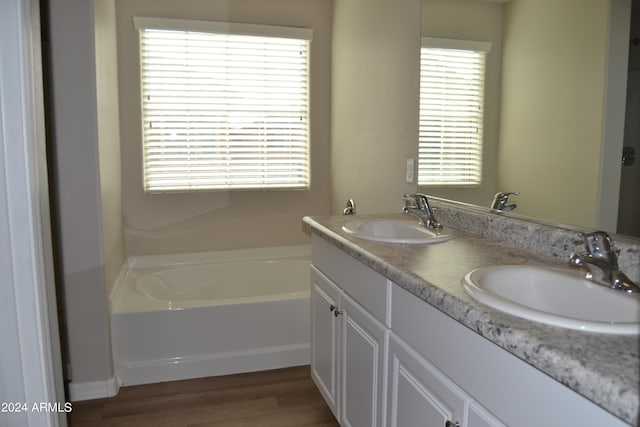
[111, 245, 311, 386]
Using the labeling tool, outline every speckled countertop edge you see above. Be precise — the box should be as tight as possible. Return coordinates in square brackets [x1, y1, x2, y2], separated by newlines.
[302, 213, 640, 426]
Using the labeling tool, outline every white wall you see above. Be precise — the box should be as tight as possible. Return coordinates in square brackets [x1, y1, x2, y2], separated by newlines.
[48, 0, 117, 386]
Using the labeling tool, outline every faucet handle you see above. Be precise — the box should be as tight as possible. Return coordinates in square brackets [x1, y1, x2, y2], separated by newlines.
[343, 198, 356, 215]
[577, 231, 619, 264]
[579, 231, 613, 250]
[572, 231, 639, 293]
[402, 193, 418, 208]
[490, 192, 520, 211]
[403, 193, 425, 210]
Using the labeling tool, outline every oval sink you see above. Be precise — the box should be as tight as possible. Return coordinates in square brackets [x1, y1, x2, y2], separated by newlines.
[342, 219, 451, 244]
[462, 265, 640, 334]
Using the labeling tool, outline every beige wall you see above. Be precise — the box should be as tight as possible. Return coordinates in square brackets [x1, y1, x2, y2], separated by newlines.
[330, 0, 421, 214]
[498, 0, 609, 228]
[419, 0, 503, 207]
[115, 0, 332, 255]
[95, 0, 126, 298]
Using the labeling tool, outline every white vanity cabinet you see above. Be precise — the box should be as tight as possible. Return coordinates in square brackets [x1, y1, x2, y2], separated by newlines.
[310, 236, 390, 427]
[387, 333, 466, 427]
[390, 284, 629, 427]
[339, 291, 387, 427]
[310, 234, 630, 427]
[387, 332, 505, 427]
[310, 266, 341, 415]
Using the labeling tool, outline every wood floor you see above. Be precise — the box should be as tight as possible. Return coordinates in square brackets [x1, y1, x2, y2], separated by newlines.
[67, 366, 339, 427]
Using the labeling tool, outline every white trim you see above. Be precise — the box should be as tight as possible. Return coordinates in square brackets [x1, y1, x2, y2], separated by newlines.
[68, 376, 120, 402]
[133, 16, 313, 40]
[0, 0, 66, 425]
[422, 37, 492, 53]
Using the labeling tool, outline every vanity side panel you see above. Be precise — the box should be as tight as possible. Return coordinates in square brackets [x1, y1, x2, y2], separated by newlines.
[390, 285, 630, 427]
[312, 235, 389, 324]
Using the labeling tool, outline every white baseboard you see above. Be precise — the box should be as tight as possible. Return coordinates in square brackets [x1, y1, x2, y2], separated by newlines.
[68, 374, 120, 401]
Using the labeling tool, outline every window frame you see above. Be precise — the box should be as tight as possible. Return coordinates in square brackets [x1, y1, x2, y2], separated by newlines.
[134, 17, 313, 193]
[417, 37, 491, 188]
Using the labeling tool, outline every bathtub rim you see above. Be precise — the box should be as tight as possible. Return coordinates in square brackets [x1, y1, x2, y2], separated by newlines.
[110, 244, 311, 314]
[126, 244, 311, 270]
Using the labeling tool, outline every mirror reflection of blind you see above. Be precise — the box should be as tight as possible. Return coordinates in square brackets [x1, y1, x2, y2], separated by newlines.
[134, 18, 312, 193]
[418, 37, 491, 186]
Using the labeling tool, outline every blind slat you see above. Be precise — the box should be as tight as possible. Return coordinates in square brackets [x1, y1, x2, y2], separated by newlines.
[418, 40, 487, 186]
[138, 23, 311, 192]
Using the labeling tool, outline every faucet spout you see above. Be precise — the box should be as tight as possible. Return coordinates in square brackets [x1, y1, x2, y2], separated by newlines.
[490, 192, 519, 212]
[402, 193, 442, 231]
[569, 231, 640, 294]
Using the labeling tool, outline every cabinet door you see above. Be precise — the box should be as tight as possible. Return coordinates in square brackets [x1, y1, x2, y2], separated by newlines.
[467, 402, 507, 427]
[387, 334, 465, 427]
[341, 293, 387, 427]
[310, 266, 341, 418]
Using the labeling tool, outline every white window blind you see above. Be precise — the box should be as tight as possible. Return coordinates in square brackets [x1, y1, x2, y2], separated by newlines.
[134, 18, 312, 192]
[418, 37, 491, 186]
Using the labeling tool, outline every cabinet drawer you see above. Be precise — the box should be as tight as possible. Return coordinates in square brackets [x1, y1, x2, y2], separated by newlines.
[312, 234, 389, 325]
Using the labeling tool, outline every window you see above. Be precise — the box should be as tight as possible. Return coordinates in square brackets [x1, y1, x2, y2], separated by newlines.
[418, 37, 491, 186]
[134, 18, 312, 192]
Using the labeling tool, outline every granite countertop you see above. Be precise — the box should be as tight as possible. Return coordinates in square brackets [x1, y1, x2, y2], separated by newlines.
[303, 213, 639, 426]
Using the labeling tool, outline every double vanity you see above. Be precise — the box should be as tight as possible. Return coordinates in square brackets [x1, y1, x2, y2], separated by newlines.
[303, 198, 639, 427]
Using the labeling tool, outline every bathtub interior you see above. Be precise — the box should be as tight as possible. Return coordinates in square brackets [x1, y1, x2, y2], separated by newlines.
[135, 259, 310, 302]
[110, 245, 312, 386]
[111, 245, 311, 313]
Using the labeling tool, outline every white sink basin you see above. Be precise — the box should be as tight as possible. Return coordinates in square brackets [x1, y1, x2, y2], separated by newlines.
[342, 219, 451, 244]
[463, 265, 640, 334]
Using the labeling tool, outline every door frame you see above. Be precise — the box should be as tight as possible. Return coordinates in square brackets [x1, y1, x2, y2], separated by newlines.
[598, 0, 632, 232]
[0, 0, 66, 425]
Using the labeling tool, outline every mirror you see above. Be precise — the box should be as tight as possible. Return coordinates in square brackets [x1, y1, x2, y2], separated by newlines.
[419, 0, 639, 237]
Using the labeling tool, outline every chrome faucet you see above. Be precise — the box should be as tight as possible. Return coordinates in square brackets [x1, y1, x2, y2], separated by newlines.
[490, 192, 519, 212]
[569, 231, 640, 294]
[402, 193, 442, 231]
[343, 198, 356, 215]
